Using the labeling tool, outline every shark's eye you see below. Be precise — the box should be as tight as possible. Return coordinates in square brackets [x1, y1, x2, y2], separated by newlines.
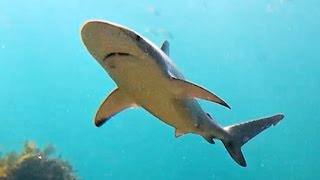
[135, 34, 141, 41]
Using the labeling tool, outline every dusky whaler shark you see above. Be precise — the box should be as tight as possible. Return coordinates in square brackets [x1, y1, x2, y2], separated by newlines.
[80, 20, 284, 167]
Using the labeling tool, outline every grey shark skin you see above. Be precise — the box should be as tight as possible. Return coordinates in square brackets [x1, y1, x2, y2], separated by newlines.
[80, 20, 284, 167]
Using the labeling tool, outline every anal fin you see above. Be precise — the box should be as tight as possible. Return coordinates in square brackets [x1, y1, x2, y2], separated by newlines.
[95, 88, 138, 127]
[203, 135, 215, 144]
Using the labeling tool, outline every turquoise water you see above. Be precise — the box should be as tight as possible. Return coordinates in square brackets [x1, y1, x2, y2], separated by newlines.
[1, 0, 319, 179]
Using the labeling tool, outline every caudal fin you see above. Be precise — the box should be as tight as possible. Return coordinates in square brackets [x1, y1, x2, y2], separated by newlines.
[222, 114, 284, 167]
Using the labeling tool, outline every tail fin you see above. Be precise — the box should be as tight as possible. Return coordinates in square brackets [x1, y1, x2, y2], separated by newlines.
[222, 114, 284, 167]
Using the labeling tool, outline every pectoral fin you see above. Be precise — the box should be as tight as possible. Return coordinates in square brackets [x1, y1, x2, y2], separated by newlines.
[95, 88, 137, 127]
[170, 78, 230, 109]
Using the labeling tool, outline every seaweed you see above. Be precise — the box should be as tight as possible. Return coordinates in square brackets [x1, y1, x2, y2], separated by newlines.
[0, 141, 77, 180]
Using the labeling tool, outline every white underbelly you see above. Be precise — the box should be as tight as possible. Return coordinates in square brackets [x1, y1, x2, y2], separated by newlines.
[104, 55, 198, 131]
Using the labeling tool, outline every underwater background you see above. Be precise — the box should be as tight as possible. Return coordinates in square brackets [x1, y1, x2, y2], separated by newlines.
[0, 0, 319, 179]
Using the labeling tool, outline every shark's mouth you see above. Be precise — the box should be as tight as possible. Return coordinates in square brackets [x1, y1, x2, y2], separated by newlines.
[103, 52, 131, 61]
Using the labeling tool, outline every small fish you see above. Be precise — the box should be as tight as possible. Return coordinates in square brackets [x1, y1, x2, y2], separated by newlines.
[80, 20, 284, 167]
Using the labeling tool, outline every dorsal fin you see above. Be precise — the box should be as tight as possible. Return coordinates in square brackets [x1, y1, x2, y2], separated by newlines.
[160, 40, 169, 56]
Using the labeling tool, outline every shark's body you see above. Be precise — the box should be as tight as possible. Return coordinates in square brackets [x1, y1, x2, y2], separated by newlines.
[80, 20, 284, 167]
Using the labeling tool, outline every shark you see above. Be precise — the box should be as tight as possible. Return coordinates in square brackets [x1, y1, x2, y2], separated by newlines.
[80, 20, 284, 167]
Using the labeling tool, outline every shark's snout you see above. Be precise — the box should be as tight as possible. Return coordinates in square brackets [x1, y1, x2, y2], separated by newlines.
[81, 20, 142, 64]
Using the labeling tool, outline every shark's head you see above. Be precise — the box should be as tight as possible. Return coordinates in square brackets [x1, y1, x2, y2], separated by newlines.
[80, 20, 183, 79]
[80, 20, 146, 69]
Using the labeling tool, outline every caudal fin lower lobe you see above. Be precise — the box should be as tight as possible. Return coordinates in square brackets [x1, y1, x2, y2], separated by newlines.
[222, 114, 284, 167]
